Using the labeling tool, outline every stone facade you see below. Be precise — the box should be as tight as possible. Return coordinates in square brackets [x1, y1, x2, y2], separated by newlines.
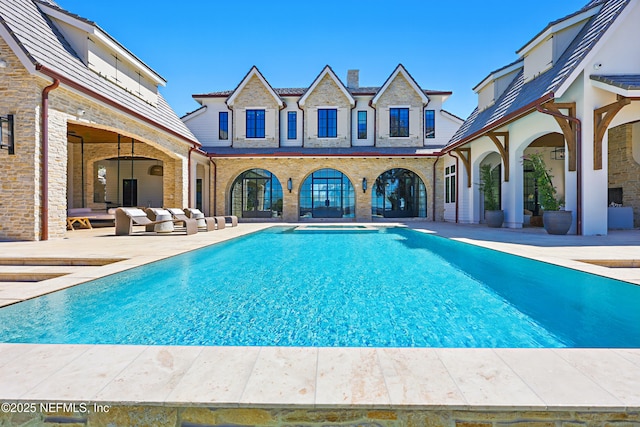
[211, 157, 443, 222]
[1, 405, 638, 427]
[608, 123, 640, 226]
[302, 74, 353, 148]
[0, 38, 196, 240]
[232, 75, 280, 148]
[375, 74, 425, 148]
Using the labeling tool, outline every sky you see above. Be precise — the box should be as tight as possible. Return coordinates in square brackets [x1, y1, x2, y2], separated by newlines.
[57, 0, 589, 120]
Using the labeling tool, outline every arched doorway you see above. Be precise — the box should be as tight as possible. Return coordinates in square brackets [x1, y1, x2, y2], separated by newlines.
[299, 169, 355, 218]
[372, 168, 427, 218]
[231, 169, 283, 218]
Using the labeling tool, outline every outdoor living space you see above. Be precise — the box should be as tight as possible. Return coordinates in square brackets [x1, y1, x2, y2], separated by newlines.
[0, 223, 639, 427]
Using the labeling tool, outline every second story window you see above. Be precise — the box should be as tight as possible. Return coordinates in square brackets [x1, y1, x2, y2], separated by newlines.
[357, 111, 367, 139]
[318, 109, 337, 138]
[219, 111, 228, 140]
[425, 110, 435, 138]
[246, 109, 265, 138]
[390, 108, 409, 137]
[288, 111, 297, 140]
[445, 165, 456, 203]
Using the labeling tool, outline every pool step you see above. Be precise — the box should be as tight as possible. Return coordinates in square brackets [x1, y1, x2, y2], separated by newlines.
[0, 257, 126, 266]
[0, 272, 68, 282]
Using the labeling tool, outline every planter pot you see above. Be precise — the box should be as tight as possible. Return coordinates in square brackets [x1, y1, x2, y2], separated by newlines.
[543, 210, 573, 235]
[485, 210, 505, 228]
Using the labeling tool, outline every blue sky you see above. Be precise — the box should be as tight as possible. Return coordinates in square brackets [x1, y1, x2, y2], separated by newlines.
[58, 0, 588, 119]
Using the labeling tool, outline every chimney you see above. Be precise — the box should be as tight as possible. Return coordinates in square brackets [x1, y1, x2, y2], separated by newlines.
[347, 69, 359, 89]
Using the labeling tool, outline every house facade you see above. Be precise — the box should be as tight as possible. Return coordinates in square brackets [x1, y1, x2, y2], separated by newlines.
[442, 0, 640, 235]
[183, 65, 463, 222]
[0, 0, 211, 240]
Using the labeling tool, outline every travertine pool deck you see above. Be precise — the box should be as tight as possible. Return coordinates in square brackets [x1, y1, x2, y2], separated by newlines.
[0, 222, 639, 426]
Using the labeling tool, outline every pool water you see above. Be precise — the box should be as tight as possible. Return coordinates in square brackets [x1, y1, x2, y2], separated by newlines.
[1, 226, 639, 347]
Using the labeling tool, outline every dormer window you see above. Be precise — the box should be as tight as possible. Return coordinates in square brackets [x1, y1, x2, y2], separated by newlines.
[246, 110, 265, 138]
[390, 108, 409, 137]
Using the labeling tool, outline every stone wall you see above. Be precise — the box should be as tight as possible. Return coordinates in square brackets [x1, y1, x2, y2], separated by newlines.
[302, 74, 352, 148]
[0, 37, 195, 240]
[1, 406, 638, 427]
[375, 74, 425, 148]
[211, 157, 442, 222]
[231, 75, 280, 148]
[0, 38, 43, 241]
[608, 123, 640, 226]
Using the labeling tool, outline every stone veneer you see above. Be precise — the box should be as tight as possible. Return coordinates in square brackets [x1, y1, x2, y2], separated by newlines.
[0, 406, 638, 427]
[375, 74, 425, 148]
[0, 37, 196, 240]
[231, 75, 280, 148]
[211, 157, 443, 222]
[608, 123, 640, 226]
[302, 74, 353, 148]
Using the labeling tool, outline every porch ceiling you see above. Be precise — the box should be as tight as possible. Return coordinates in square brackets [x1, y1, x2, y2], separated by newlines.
[67, 123, 123, 144]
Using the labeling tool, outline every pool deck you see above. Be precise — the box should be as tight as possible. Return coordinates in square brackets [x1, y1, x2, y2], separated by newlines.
[1, 222, 640, 422]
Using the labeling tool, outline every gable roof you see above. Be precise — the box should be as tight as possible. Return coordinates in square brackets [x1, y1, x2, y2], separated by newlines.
[298, 65, 355, 108]
[446, 0, 631, 150]
[0, 0, 198, 146]
[371, 64, 430, 106]
[226, 66, 284, 108]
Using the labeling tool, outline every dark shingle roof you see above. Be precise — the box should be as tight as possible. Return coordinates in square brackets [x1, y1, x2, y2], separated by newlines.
[591, 74, 640, 90]
[0, 0, 198, 145]
[447, 0, 630, 148]
[194, 86, 451, 99]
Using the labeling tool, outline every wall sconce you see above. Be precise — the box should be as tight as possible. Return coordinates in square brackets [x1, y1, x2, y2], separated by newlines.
[0, 114, 14, 155]
[362, 177, 367, 193]
[287, 178, 292, 193]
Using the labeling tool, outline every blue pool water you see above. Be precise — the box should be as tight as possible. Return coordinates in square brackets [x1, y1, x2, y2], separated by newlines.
[1, 226, 639, 347]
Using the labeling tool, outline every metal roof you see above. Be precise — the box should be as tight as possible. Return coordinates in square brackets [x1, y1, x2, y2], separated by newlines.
[0, 0, 198, 145]
[202, 146, 440, 157]
[447, 0, 630, 149]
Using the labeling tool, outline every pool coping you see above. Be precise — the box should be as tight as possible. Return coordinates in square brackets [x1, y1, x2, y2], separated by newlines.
[0, 222, 639, 415]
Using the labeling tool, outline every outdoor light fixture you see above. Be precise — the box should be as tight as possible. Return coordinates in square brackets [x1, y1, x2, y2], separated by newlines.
[362, 177, 367, 193]
[287, 178, 292, 193]
[76, 108, 85, 117]
[0, 59, 7, 68]
[0, 115, 15, 155]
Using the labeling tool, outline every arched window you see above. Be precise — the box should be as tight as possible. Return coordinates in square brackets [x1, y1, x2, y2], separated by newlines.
[299, 169, 355, 218]
[231, 169, 283, 218]
[372, 169, 427, 218]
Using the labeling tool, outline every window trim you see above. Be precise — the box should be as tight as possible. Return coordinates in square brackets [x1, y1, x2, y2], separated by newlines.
[389, 107, 410, 138]
[425, 109, 435, 139]
[357, 110, 367, 140]
[287, 111, 297, 140]
[219, 111, 228, 140]
[318, 108, 337, 138]
[246, 109, 265, 139]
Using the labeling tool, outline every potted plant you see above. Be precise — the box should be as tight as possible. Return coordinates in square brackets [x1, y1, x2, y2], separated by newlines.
[527, 152, 572, 235]
[479, 164, 504, 228]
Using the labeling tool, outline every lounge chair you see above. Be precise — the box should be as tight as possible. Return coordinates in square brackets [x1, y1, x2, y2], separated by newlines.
[183, 208, 226, 230]
[225, 215, 239, 227]
[115, 208, 196, 236]
[166, 208, 214, 232]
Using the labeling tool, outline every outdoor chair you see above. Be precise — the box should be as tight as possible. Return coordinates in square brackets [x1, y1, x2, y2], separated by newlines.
[225, 215, 239, 227]
[166, 208, 214, 232]
[115, 208, 196, 236]
[184, 208, 226, 230]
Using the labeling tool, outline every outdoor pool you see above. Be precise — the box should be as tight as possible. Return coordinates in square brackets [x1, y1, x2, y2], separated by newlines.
[0, 226, 639, 347]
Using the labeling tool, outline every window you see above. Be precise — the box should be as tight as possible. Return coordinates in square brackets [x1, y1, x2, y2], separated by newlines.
[357, 111, 367, 139]
[219, 112, 228, 140]
[390, 108, 409, 137]
[246, 109, 265, 138]
[318, 109, 337, 138]
[287, 111, 297, 140]
[425, 110, 435, 138]
[445, 165, 456, 203]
